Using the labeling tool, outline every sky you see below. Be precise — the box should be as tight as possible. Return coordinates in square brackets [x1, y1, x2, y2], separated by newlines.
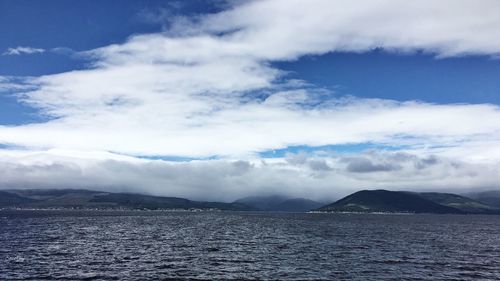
[1, 0, 500, 201]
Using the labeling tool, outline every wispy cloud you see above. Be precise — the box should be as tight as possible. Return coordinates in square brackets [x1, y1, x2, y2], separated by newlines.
[3, 46, 45, 56]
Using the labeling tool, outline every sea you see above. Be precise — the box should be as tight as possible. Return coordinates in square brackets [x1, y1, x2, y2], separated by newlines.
[1, 210, 499, 280]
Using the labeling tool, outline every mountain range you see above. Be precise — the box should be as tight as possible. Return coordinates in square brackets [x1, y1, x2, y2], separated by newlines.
[1, 188, 500, 214]
[0, 189, 252, 211]
[0, 189, 325, 212]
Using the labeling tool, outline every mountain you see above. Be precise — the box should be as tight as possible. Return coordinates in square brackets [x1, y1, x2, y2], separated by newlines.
[272, 198, 325, 212]
[3, 188, 499, 214]
[0, 189, 254, 211]
[6, 189, 109, 207]
[418, 192, 498, 214]
[0, 191, 37, 207]
[317, 190, 464, 214]
[466, 190, 500, 208]
[234, 195, 323, 212]
[89, 193, 253, 211]
[235, 195, 288, 211]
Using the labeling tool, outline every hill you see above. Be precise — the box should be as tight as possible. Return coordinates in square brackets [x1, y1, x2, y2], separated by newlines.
[418, 192, 498, 214]
[0, 191, 37, 206]
[466, 190, 500, 209]
[0, 189, 254, 211]
[317, 190, 464, 214]
[3, 189, 499, 214]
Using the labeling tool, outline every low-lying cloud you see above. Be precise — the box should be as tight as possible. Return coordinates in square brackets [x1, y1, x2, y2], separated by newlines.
[0, 149, 498, 201]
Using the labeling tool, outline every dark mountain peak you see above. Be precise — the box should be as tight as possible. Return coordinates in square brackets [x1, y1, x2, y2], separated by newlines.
[318, 189, 464, 214]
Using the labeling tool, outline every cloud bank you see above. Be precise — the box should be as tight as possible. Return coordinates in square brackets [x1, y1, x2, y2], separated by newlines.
[1, 149, 498, 201]
[1, 0, 500, 198]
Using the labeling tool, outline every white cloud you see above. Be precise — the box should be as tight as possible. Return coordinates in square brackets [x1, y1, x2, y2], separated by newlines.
[1, 94, 500, 160]
[199, 0, 500, 58]
[3, 46, 45, 56]
[0, 149, 498, 201]
[1, 0, 500, 196]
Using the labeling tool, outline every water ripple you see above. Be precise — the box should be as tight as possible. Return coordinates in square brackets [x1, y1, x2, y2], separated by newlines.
[1, 211, 500, 280]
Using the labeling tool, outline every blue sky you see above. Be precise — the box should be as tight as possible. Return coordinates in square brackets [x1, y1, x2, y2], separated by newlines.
[0, 0, 220, 125]
[0, 0, 220, 57]
[2, 1, 500, 126]
[1, 0, 500, 197]
[277, 51, 500, 104]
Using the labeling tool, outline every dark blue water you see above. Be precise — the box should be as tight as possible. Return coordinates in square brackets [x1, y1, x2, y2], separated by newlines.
[1, 211, 500, 280]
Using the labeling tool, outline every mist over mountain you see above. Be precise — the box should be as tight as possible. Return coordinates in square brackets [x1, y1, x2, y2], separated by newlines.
[234, 195, 324, 212]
